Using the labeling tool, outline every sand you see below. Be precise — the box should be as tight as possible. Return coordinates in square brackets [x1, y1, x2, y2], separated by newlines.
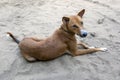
[0, 0, 120, 80]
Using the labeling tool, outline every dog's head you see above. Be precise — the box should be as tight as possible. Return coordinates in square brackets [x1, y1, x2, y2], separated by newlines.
[62, 9, 87, 38]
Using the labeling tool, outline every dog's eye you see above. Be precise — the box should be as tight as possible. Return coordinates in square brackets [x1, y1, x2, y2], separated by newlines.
[72, 25, 78, 28]
[81, 22, 83, 25]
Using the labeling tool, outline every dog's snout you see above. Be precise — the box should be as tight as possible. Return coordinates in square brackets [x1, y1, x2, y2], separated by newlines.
[80, 30, 88, 37]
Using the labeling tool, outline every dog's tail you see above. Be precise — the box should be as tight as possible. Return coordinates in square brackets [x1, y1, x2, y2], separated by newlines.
[7, 32, 20, 44]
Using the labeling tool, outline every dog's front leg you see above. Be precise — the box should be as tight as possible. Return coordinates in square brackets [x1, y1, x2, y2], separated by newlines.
[77, 42, 90, 49]
[72, 48, 107, 56]
[77, 42, 97, 49]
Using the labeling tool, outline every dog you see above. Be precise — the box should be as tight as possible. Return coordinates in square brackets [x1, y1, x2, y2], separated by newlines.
[7, 9, 107, 62]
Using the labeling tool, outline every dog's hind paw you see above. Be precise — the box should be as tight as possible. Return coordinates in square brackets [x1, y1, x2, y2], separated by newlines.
[99, 48, 108, 52]
[26, 57, 37, 62]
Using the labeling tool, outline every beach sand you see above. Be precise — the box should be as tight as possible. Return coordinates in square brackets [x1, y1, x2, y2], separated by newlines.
[0, 0, 120, 80]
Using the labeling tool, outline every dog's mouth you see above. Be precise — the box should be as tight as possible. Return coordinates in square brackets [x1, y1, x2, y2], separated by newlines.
[78, 30, 88, 38]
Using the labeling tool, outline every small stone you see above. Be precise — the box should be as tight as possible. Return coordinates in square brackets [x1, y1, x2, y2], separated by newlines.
[97, 18, 104, 24]
[90, 32, 96, 37]
[16, 16, 21, 18]
[109, 34, 114, 38]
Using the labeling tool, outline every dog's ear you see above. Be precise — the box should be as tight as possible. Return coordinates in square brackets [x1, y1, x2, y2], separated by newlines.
[62, 16, 70, 23]
[77, 9, 85, 18]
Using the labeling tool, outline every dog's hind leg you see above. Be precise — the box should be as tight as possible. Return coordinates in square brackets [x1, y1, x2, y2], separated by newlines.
[72, 48, 107, 56]
[31, 37, 44, 42]
[21, 52, 37, 62]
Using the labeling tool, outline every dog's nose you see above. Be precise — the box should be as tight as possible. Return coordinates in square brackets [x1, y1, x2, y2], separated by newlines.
[80, 30, 88, 37]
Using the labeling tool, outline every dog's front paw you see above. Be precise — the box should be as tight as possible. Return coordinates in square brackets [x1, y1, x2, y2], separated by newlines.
[99, 48, 108, 52]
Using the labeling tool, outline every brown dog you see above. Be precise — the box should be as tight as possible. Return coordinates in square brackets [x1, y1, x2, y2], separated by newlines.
[7, 9, 107, 62]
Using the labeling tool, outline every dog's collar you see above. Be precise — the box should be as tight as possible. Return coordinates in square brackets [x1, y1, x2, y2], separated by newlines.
[60, 27, 76, 41]
[60, 26, 75, 35]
